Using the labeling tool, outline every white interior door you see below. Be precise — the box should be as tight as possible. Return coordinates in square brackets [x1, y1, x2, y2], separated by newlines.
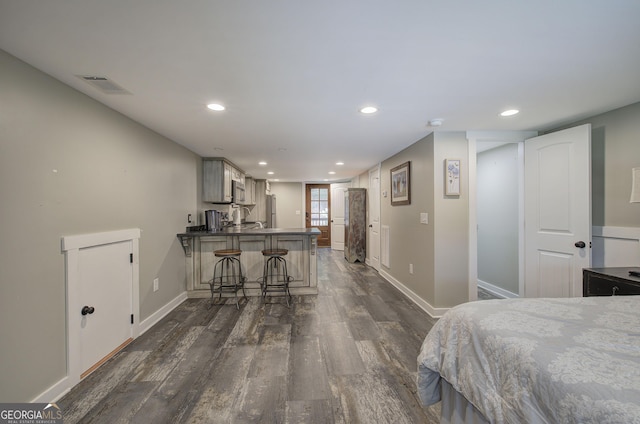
[79, 240, 133, 376]
[525, 124, 591, 297]
[369, 166, 381, 271]
[330, 183, 349, 250]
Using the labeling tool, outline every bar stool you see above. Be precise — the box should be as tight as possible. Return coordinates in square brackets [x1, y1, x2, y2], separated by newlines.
[208, 249, 246, 309]
[259, 248, 293, 307]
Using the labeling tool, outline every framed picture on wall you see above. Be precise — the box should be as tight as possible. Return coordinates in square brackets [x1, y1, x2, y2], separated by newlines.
[445, 159, 461, 196]
[391, 161, 411, 205]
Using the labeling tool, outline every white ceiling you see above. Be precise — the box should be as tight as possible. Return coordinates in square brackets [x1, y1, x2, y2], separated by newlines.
[2, 1, 640, 182]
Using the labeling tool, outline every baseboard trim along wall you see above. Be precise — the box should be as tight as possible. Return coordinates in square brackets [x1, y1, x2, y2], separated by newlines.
[477, 279, 518, 299]
[379, 269, 450, 318]
[138, 291, 188, 335]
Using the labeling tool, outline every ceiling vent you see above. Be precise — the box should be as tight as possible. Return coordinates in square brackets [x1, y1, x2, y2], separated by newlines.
[76, 75, 132, 95]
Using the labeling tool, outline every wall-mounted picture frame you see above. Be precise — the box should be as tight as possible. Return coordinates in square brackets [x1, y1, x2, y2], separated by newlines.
[391, 161, 411, 205]
[445, 159, 461, 196]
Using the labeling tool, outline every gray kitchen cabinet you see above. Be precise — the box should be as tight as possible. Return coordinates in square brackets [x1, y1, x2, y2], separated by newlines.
[203, 158, 244, 203]
[244, 177, 256, 205]
[254, 179, 268, 221]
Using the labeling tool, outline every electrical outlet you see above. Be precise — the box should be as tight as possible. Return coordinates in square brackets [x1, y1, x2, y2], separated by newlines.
[153, 278, 159, 292]
[409, 264, 414, 274]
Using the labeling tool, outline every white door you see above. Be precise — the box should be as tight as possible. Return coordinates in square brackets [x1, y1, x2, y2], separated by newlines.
[369, 166, 381, 271]
[525, 124, 591, 298]
[330, 183, 349, 250]
[79, 240, 133, 376]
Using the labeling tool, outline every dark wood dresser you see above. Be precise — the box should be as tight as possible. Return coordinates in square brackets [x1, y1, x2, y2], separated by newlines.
[583, 267, 640, 296]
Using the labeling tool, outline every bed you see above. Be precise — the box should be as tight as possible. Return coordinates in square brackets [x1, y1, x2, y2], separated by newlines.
[417, 296, 640, 424]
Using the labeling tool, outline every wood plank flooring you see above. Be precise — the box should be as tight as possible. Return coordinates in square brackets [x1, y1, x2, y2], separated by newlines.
[59, 248, 442, 423]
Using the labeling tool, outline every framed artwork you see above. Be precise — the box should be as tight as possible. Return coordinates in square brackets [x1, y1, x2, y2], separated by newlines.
[445, 159, 461, 196]
[391, 161, 411, 205]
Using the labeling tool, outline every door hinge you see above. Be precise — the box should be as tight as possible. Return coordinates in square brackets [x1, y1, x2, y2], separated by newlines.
[131, 314, 134, 324]
[129, 253, 133, 263]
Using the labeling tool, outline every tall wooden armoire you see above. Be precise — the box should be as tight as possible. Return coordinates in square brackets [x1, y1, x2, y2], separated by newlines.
[344, 188, 366, 263]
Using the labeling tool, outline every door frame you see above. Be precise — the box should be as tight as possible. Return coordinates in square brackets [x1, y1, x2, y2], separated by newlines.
[305, 183, 332, 247]
[368, 164, 381, 271]
[62, 228, 140, 390]
[467, 131, 537, 301]
[330, 182, 351, 250]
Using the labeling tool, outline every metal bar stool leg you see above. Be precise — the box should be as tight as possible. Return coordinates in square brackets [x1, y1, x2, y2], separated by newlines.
[208, 249, 244, 309]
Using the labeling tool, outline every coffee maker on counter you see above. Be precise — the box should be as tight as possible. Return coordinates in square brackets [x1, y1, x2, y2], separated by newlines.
[205, 209, 225, 232]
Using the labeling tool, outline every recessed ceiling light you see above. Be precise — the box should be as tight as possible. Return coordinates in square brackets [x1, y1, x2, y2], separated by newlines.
[323, 179, 329, 182]
[500, 109, 519, 117]
[267, 171, 274, 175]
[328, 171, 336, 175]
[273, 179, 280, 182]
[336, 162, 344, 166]
[360, 106, 378, 114]
[207, 103, 225, 111]
[259, 161, 267, 166]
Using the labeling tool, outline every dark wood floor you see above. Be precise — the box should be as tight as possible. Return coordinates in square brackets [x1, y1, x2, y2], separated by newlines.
[59, 248, 442, 423]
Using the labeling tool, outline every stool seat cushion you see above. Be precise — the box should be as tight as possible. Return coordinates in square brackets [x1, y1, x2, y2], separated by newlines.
[262, 249, 288, 256]
[214, 249, 242, 257]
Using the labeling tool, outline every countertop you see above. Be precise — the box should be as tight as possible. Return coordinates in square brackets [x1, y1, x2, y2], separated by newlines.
[177, 227, 321, 237]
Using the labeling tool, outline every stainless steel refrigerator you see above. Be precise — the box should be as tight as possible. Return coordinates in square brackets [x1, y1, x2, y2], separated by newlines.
[344, 188, 366, 263]
[266, 194, 277, 228]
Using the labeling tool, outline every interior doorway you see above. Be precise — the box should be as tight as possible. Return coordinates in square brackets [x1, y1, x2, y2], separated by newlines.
[468, 131, 536, 301]
[476, 141, 523, 298]
[306, 184, 331, 247]
[330, 183, 350, 250]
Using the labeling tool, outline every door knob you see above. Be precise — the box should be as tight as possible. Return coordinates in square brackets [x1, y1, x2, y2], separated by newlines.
[369, 224, 373, 228]
[574, 241, 586, 248]
[81, 306, 95, 316]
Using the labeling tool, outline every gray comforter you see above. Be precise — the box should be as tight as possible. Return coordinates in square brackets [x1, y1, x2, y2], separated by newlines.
[417, 296, 640, 424]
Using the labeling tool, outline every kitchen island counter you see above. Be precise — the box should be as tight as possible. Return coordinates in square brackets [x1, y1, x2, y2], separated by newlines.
[178, 227, 321, 237]
[178, 227, 320, 298]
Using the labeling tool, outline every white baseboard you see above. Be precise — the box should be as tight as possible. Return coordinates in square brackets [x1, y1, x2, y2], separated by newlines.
[31, 376, 71, 403]
[138, 291, 188, 336]
[33, 291, 188, 403]
[477, 279, 518, 299]
[379, 270, 450, 318]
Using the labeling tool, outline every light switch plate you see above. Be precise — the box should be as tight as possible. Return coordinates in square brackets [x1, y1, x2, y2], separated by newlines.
[420, 212, 428, 224]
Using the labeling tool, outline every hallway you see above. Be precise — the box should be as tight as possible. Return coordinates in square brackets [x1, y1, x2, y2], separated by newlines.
[59, 249, 441, 423]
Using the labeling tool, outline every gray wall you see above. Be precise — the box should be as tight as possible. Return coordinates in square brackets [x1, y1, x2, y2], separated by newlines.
[381, 136, 434, 302]
[0, 50, 199, 402]
[549, 102, 640, 228]
[432, 132, 469, 307]
[477, 143, 519, 294]
[379, 132, 469, 308]
[269, 182, 305, 227]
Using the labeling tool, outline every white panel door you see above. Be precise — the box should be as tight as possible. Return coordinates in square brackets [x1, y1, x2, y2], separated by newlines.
[369, 167, 381, 271]
[79, 240, 133, 375]
[330, 183, 349, 250]
[525, 124, 591, 297]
